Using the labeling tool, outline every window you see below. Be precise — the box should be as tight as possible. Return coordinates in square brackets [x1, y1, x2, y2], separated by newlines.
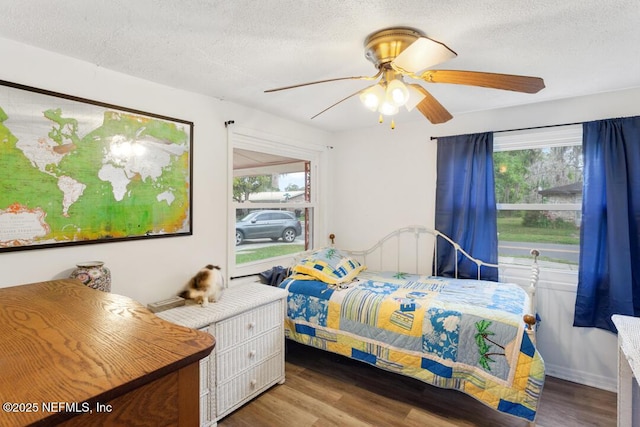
[494, 125, 582, 270]
[228, 127, 323, 278]
[233, 163, 311, 261]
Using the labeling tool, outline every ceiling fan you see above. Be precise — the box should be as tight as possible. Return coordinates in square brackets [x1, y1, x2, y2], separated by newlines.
[265, 27, 545, 127]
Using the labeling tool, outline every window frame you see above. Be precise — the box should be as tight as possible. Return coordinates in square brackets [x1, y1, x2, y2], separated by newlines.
[227, 126, 324, 279]
[493, 125, 582, 270]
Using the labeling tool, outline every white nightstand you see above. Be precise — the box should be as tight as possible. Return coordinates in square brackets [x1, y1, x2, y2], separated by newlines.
[612, 314, 640, 427]
[158, 283, 287, 426]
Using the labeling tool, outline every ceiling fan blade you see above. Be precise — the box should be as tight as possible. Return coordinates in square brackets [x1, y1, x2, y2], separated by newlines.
[392, 37, 457, 73]
[265, 71, 382, 93]
[409, 84, 453, 124]
[419, 70, 545, 93]
[310, 87, 368, 120]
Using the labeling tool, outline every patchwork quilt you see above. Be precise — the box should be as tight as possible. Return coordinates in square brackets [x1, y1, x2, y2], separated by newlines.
[279, 270, 545, 422]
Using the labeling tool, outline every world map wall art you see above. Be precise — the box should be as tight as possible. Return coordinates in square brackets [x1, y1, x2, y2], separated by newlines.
[0, 80, 193, 252]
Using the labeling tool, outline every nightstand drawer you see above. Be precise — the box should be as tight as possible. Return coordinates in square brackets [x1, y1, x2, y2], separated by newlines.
[156, 283, 287, 426]
[216, 327, 282, 383]
[216, 354, 284, 416]
[210, 299, 283, 351]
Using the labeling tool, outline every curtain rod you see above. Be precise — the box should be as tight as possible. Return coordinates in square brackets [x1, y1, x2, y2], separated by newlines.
[429, 120, 584, 140]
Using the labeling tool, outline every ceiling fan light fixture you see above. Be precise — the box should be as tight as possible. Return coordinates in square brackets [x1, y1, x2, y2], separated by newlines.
[386, 79, 409, 107]
[359, 84, 385, 111]
[378, 100, 399, 116]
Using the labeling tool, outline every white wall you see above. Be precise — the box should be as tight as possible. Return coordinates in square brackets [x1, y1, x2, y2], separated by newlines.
[0, 37, 330, 305]
[328, 87, 640, 392]
[537, 273, 618, 390]
[327, 121, 438, 250]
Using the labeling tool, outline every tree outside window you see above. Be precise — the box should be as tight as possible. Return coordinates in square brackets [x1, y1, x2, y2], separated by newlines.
[494, 129, 582, 269]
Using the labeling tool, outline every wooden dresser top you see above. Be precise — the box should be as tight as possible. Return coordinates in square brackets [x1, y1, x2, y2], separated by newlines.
[0, 279, 215, 426]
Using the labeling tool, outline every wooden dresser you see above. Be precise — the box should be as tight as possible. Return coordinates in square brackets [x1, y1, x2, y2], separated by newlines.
[0, 279, 214, 427]
[158, 283, 287, 426]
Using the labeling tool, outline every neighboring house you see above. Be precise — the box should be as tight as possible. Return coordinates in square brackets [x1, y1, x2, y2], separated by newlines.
[236, 191, 306, 219]
[538, 182, 582, 225]
[247, 190, 305, 203]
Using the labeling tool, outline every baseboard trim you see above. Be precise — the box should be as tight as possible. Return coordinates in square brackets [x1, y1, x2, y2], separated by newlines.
[546, 363, 617, 393]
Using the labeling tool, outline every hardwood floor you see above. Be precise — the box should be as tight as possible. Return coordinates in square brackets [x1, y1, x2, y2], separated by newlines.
[219, 341, 616, 427]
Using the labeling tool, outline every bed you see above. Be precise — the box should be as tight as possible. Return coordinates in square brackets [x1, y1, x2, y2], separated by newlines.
[278, 226, 544, 424]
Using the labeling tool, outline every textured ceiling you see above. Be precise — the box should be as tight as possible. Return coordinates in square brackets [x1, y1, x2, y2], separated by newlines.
[0, 0, 639, 132]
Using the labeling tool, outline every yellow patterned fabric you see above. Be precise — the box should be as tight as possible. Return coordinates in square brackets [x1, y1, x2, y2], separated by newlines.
[292, 247, 365, 284]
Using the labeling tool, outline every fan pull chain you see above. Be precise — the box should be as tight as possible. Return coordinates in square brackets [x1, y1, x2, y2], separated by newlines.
[377, 114, 396, 129]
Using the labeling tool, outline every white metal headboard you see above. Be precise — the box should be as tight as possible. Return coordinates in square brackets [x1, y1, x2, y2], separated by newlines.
[334, 225, 499, 280]
[329, 225, 540, 335]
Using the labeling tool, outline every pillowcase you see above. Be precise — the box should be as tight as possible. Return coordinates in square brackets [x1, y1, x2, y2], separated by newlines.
[292, 247, 365, 284]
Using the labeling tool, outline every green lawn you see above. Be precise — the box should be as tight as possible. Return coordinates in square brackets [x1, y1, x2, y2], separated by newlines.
[234, 217, 578, 265]
[236, 243, 305, 264]
[497, 216, 580, 244]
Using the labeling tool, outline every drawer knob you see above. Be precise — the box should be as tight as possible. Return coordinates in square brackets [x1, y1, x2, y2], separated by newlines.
[249, 350, 256, 358]
[250, 379, 257, 388]
[248, 322, 256, 329]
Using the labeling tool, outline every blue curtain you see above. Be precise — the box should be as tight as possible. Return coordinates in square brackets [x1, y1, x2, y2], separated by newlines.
[435, 132, 498, 281]
[574, 116, 640, 333]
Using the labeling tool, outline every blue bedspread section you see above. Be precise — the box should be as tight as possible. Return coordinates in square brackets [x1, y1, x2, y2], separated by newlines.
[279, 270, 545, 422]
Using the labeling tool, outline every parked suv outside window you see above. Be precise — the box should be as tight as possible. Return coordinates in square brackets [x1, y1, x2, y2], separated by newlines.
[235, 210, 302, 245]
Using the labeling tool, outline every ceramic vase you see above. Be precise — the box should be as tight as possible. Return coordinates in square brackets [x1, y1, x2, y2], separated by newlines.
[70, 261, 111, 292]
